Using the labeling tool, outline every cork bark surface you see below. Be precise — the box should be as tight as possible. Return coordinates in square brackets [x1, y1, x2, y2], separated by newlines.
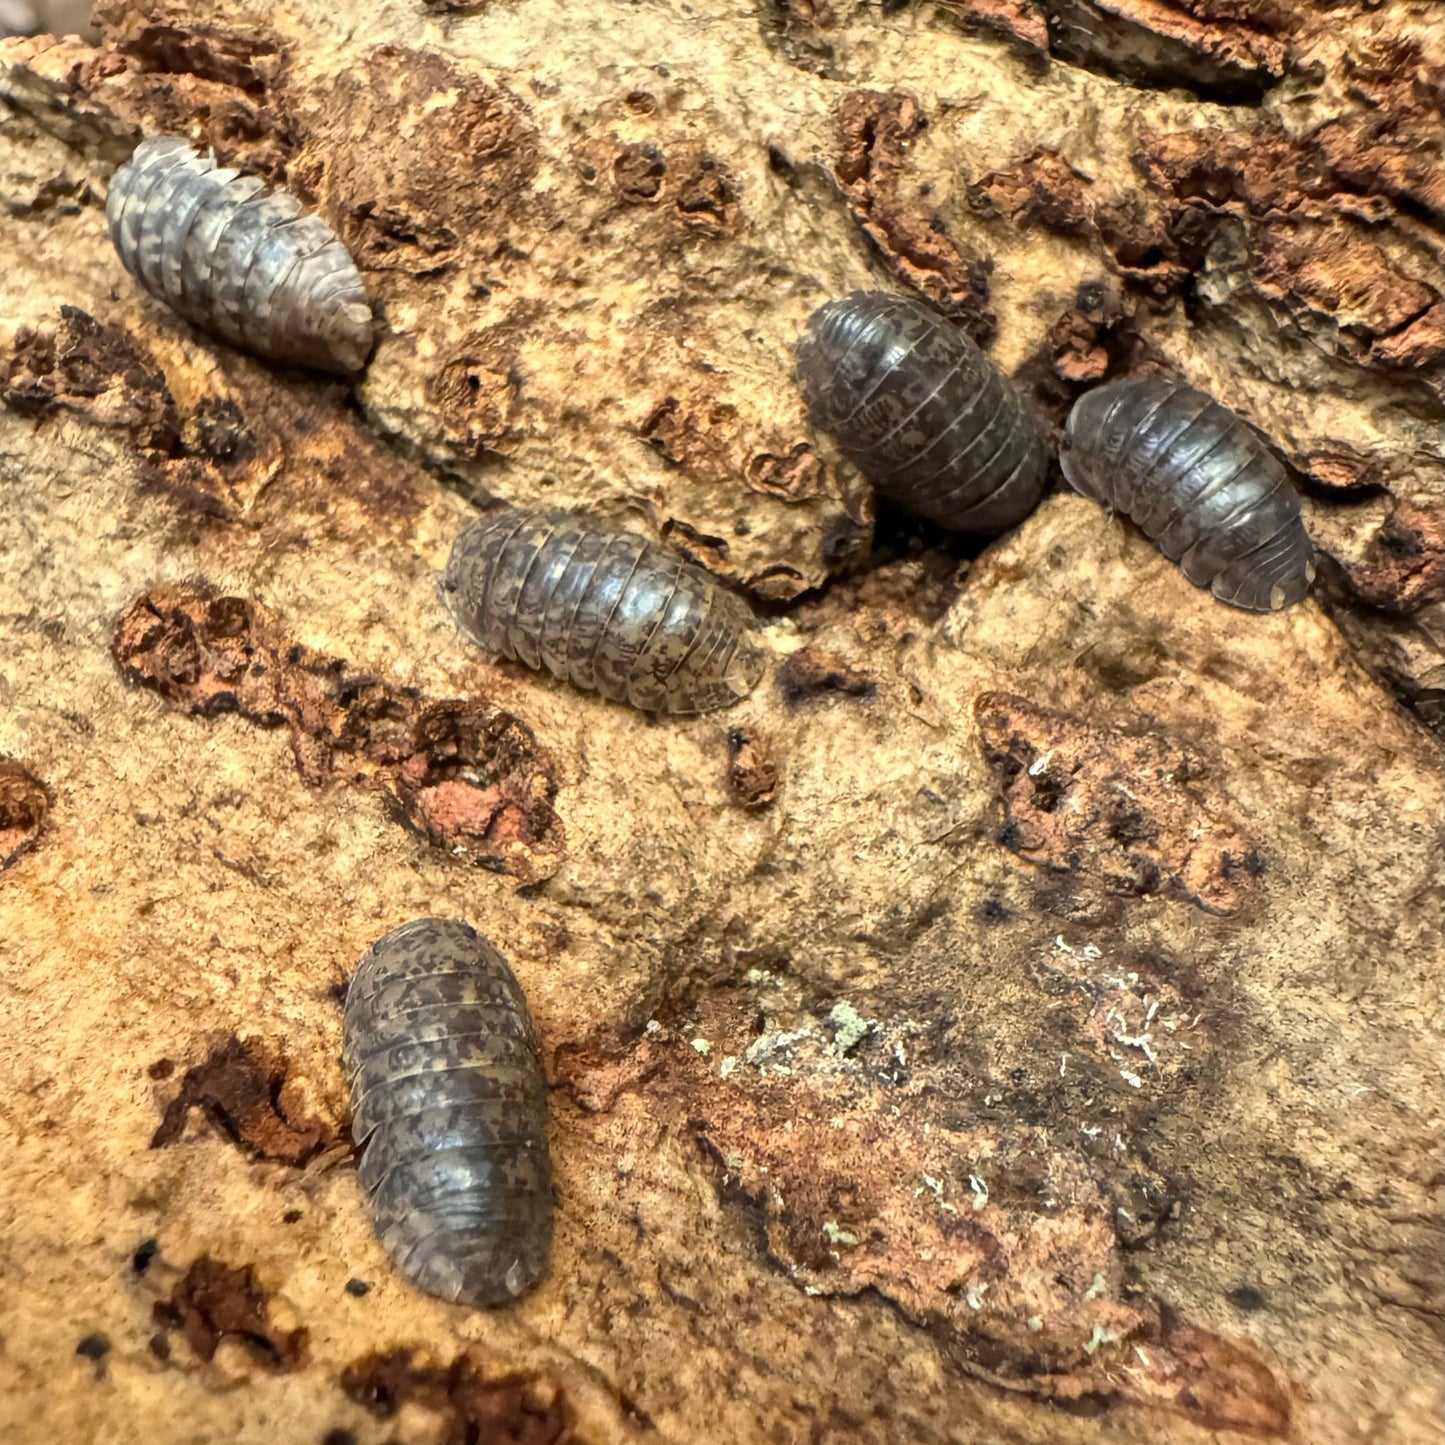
[0, 2, 1441, 1443]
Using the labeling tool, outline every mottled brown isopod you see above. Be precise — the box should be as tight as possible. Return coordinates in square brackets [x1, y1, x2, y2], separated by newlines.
[441, 508, 767, 714]
[795, 291, 1048, 534]
[342, 918, 553, 1307]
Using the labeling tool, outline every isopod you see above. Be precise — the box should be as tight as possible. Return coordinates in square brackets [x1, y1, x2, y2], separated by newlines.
[1059, 376, 1316, 611]
[795, 290, 1047, 534]
[342, 918, 553, 1307]
[441, 508, 767, 714]
[106, 135, 373, 374]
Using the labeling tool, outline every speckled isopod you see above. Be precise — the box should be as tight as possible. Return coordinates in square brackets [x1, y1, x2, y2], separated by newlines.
[441, 508, 768, 714]
[1059, 376, 1316, 611]
[794, 290, 1048, 534]
[106, 135, 373, 374]
[342, 918, 553, 1307]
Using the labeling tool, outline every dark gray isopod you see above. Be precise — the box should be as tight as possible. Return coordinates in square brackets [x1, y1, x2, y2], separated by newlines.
[342, 918, 553, 1307]
[106, 135, 373, 374]
[441, 508, 767, 714]
[795, 290, 1048, 534]
[1060, 377, 1316, 611]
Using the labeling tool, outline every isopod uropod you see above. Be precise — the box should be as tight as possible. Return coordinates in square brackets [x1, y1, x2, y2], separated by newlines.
[795, 290, 1048, 535]
[1059, 376, 1316, 612]
[441, 508, 767, 714]
[342, 918, 553, 1307]
[106, 135, 374, 374]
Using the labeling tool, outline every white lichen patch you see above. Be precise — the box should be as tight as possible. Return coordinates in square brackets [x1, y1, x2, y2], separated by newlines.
[916, 1173, 959, 1215]
[1045, 936, 1202, 1094]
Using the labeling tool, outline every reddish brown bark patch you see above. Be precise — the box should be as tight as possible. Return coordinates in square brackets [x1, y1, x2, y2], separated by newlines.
[1252, 221, 1437, 365]
[112, 587, 564, 882]
[604, 136, 742, 241]
[0, 306, 236, 519]
[110, 18, 285, 94]
[671, 153, 741, 238]
[642, 989, 1290, 1435]
[1151, 1313, 1295, 1437]
[1046, 285, 1127, 384]
[975, 691, 1258, 914]
[1315, 35, 1444, 224]
[1015, 277, 1143, 431]
[726, 727, 779, 810]
[1137, 117, 1444, 377]
[1298, 444, 1390, 496]
[1017, 275, 1150, 433]
[88, 10, 296, 177]
[936, 0, 1050, 56]
[153, 1257, 308, 1370]
[1040, 0, 1288, 100]
[427, 328, 523, 459]
[292, 46, 542, 276]
[777, 649, 878, 707]
[149, 1035, 336, 1166]
[1, 307, 421, 526]
[340, 1350, 577, 1445]
[835, 90, 994, 343]
[1342, 502, 1445, 614]
[637, 395, 823, 530]
[744, 442, 826, 503]
[970, 148, 1092, 236]
[641, 396, 746, 484]
[0, 759, 51, 870]
[2, 305, 180, 451]
[760, 0, 838, 77]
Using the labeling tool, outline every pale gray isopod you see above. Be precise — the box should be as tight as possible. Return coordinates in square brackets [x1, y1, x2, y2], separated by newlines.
[441, 508, 767, 714]
[106, 136, 373, 374]
[343, 918, 553, 1307]
[1060, 377, 1316, 611]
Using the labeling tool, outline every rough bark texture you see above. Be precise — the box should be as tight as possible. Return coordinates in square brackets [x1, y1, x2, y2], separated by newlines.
[0, 2, 1441, 1444]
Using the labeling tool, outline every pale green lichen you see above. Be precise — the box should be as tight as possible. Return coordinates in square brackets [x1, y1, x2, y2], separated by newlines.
[1083, 1324, 1121, 1355]
[826, 1001, 876, 1056]
[745, 1027, 810, 1071]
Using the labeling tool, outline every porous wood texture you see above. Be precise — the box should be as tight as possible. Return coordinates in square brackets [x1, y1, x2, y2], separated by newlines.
[0, 3, 1440, 1443]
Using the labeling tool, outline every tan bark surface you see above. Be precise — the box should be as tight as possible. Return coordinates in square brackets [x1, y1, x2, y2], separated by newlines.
[0, 2, 1441, 1443]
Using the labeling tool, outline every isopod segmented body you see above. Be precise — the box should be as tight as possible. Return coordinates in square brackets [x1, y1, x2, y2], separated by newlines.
[1060, 377, 1316, 612]
[106, 136, 373, 374]
[343, 918, 553, 1307]
[795, 291, 1047, 534]
[442, 508, 767, 714]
